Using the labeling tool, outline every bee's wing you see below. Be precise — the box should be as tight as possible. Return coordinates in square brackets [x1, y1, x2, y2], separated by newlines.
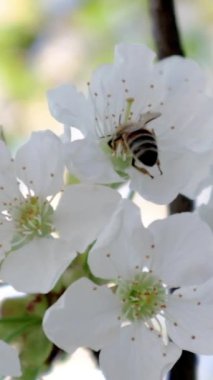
[139, 111, 161, 126]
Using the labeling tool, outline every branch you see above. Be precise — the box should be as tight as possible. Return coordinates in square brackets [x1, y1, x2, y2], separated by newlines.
[149, 0, 185, 58]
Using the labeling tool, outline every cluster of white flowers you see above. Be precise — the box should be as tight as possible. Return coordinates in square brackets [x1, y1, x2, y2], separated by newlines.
[1, 43, 213, 380]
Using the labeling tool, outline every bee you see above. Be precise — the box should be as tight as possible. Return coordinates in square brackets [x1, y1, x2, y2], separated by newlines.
[108, 112, 162, 179]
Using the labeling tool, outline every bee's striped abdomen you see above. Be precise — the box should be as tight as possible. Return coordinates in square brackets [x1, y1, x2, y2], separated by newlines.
[126, 129, 158, 167]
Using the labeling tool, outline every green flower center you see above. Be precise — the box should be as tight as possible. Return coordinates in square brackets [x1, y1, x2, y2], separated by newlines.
[100, 139, 132, 178]
[116, 272, 166, 322]
[13, 196, 54, 242]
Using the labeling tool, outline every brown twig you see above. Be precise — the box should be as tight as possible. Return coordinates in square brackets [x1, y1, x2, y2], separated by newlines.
[149, 0, 184, 58]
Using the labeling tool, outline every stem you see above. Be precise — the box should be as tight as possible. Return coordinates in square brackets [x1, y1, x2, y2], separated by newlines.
[149, 0, 184, 58]
[148, 1, 196, 379]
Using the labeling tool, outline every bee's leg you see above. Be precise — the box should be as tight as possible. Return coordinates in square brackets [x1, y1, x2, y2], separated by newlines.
[132, 158, 154, 179]
[157, 159, 163, 175]
[108, 135, 122, 149]
[108, 139, 113, 149]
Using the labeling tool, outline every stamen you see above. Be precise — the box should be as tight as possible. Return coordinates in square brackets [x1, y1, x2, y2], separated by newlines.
[10, 195, 55, 247]
[124, 98, 135, 123]
[116, 272, 166, 322]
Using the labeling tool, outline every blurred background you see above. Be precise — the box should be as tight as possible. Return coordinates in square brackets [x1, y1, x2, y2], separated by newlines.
[0, 0, 213, 379]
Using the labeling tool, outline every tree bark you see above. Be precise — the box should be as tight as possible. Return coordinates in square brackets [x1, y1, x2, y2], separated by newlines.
[149, 1, 197, 379]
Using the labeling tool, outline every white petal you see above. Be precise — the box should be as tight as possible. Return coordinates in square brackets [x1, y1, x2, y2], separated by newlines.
[43, 278, 121, 352]
[129, 149, 195, 204]
[89, 199, 153, 279]
[182, 150, 213, 199]
[112, 44, 161, 106]
[15, 130, 64, 198]
[65, 139, 122, 183]
[149, 213, 213, 287]
[182, 96, 213, 152]
[156, 55, 205, 93]
[47, 84, 94, 136]
[115, 43, 156, 68]
[55, 184, 121, 252]
[0, 141, 20, 206]
[166, 280, 213, 354]
[0, 340, 21, 376]
[0, 238, 74, 293]
[89, 44, 163, 131]
[100, 324, 181, 380]
[0, 216, 15, 260]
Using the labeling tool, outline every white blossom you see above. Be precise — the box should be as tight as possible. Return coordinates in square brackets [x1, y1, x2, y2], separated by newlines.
[43, 201, 213, 380]
[0, 130, 121, 293]
[182, 150, 213, 199]
[0, 340, 21, 377]
[48, 43, 213, 204]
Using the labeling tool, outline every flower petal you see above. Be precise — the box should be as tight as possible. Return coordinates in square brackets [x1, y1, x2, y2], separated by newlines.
[0, 215, 15, 260]
[0, 340, 21, 376]
[100, 324, 181, 380]
[182, 150, 213, 199]
[129, 149, 196, 204]
[0, 238, 74, 293]
[43, 278, 121, 352]
[166, 280, 213, 354]
[89, 44, 163, 125]
[149, 213, 213, 287]
[65, 139, 122, 183]
[47, 84, 94, 136]
[89, 199, 153, 279]
[156, 55, 205, 93]
[55, 184, 121, 252]
[0, 141, 20, 206]
[15, 130, 65, 198]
